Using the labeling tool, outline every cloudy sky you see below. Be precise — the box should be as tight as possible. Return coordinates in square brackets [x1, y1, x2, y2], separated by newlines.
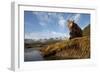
[24, 11, 90, 40]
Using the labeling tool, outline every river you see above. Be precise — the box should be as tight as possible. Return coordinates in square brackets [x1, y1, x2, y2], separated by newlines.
[24, 48, 44, 62]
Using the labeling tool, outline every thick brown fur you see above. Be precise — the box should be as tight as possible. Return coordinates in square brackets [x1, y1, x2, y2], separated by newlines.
[67, 20, 82, 39]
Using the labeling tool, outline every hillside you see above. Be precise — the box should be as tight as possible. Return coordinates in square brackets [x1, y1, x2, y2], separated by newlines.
[83, 24, 90, 36]
[40, 25, 90, 60]
[40, 36, 90, 60]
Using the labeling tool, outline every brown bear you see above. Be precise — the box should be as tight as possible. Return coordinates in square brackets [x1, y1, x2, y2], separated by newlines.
[67, 20, 82, 39]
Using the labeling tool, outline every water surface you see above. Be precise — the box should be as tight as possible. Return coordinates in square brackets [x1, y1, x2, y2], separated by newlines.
[24, 48, 44, 62]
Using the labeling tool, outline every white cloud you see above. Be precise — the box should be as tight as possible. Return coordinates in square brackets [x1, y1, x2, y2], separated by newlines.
[71, 14, 81, 23]
[48, 13, 58, 18]
[33, 12, 50, 26]
[66, 14, 81, 23]
[33, 12, 81, 27]
[39, 22, 46, 26]
[58, 16, 66, 28]
[73, 14, 81, 22]
[33, 12, 67, 27]
[25, 31, 67, 40]
[58, 19, 66, 27]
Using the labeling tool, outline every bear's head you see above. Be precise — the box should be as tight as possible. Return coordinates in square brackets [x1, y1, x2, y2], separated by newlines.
[67, 20, 74, 30]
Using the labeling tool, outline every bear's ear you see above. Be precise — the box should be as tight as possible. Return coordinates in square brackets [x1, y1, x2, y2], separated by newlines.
[67, 19, 70, 23]
[67, 20, 70, 27]
[72, 20, 74, 23]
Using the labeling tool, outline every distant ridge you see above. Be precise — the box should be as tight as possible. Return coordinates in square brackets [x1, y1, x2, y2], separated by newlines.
[83, 24, 90, 36]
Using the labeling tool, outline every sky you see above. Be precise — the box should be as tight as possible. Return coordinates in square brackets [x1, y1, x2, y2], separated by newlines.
[24, 11, 90, 40]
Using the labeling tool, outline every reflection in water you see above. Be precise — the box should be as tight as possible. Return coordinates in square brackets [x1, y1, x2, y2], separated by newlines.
[24, 48, 44, 61]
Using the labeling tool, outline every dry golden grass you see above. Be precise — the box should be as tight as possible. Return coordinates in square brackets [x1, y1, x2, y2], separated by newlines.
[40, 36, 90, 60]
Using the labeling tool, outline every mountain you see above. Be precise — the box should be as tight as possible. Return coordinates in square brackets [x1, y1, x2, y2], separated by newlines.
[83, 24, 90, 36]
[24, 39, 35, 44]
